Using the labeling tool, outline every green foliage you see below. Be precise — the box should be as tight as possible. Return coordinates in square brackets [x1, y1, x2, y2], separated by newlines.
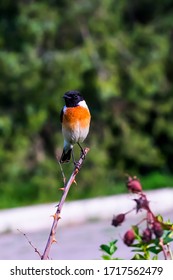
[100, 216, 173, 260]
[100, 240, 121, 260]
[0, 1, 173, 208]
[130, 226, 173, 260]
[100, 177, 173, 260]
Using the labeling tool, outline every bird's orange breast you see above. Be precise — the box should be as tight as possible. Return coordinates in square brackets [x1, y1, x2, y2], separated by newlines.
[62, 106, 91, 130]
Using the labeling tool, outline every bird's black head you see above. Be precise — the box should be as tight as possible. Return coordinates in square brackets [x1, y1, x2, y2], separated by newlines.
[63, 90, 84, 107]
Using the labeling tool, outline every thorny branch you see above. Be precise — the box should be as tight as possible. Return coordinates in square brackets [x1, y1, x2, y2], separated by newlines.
[41, 147, 90, 260]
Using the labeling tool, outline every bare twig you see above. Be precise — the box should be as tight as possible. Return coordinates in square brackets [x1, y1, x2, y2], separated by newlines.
[41, 147, 90, 260]
[159, 238, 168, 260]
[18, 229, 42, 259]
[57, 159, 66, 186]
[166, 243, 173, 260]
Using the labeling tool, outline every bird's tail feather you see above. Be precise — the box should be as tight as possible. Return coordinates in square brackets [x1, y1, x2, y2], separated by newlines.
[60, 148, 72, 163]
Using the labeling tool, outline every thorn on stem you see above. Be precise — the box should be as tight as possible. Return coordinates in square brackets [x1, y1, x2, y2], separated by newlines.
[74, 165, 80, 173]
[51, 237, 57, 244]
[57, 214, 61, 220]
[51, 213, 61, 220]
[50, 214, 56, 219]
[73, 179, 77, 185]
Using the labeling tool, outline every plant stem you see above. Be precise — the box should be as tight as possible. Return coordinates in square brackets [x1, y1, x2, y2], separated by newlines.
[159, 238, 168, 260]
[41, 147, 89, 260]
[166, 243, 173, 260]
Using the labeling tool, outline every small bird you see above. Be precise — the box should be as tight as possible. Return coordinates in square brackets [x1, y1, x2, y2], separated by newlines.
[59, 90, 91, 164]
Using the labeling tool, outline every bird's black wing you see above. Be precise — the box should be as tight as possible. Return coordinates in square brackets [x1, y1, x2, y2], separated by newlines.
[60, 108, 64, 123]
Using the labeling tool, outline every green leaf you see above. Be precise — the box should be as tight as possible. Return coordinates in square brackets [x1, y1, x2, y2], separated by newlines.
[132, 249, 144, 253]
[130, 243, 143, 248]
[131, 253, 147, 260]
[100, 244, 111, 255]
[100, 240, 118, 256]
[112, 258, 124, 260]
[162, 230, 173, 244]
[148, 246, 162, 254]
[163, 236, 173, 244]
[156, 215, 163, 223]
[101, 255, 112, 260]
[109, 240, 118, 255]
[132, 225, 139, 236]
[109, 244, 117, 255]
[109, 240, 118, 246]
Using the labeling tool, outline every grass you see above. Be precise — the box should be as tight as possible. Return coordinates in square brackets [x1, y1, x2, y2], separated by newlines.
[0, 172, 172, 209]
[141, 172, 173, 191]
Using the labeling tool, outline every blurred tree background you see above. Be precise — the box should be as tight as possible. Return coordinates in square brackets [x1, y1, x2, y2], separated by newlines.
[0, 0, 173, 208]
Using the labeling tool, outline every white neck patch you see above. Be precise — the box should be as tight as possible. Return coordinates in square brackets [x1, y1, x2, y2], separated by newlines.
[78, 100, 88, 108]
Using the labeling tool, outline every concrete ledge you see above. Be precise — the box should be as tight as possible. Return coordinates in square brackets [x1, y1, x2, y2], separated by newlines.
[0, 188, 173, 234]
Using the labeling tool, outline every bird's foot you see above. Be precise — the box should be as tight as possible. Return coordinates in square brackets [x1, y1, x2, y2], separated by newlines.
[74, 160, 81, 170]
